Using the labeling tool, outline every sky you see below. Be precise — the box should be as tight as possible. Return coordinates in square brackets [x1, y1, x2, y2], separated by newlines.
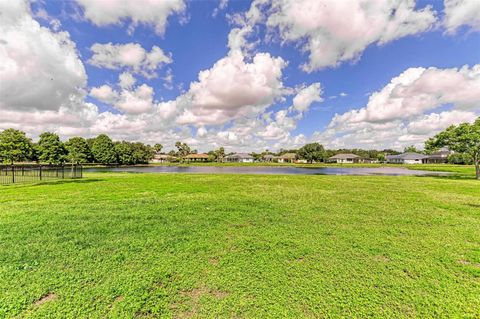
[0, 0, 479, 152]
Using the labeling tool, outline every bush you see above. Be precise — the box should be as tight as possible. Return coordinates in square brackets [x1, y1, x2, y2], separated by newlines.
[447, 153, 472, 165]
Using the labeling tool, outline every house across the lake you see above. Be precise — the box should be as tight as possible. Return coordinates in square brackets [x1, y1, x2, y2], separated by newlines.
[262, 154, 278, 162]
[151, 154, 176, 163]
[327, 153, 362, 164]
[386, 152, 429, 164]
[224, 153, 254, 163]
[185, 153, 210, 162]
[278, 153, 296, 163]
[425, 150, 451, 164]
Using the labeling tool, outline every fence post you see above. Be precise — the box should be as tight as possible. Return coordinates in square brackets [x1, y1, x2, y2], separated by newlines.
[11, 165, 15, 184]
[39, 165, 42, 180]
[62, 165, 65, 179]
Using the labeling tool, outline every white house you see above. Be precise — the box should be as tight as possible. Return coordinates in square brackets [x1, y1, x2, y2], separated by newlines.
[327, 153, 362, 164]
[262, 154, 278, 162]
[278, 153, 296, 163]
[224, 153, 254, 163]
[386, 152, 429, 164]
[426, 150, 451, 164]
[151, 154, 176, 163]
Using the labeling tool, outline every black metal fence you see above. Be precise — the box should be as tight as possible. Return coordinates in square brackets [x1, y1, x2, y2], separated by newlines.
[0, 165, 83, 185]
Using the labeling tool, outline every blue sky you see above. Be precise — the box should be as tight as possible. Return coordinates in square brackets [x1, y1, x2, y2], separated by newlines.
[1, 0, 479, 152]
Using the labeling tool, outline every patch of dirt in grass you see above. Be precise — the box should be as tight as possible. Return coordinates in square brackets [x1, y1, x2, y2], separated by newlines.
[301, 302, 316, 317]
[181, 287, 205, 300]
[373, 255, 390, 262]
[210, 289, 229, 299]
[34, 293, 56, 306]
[208, 257, 219, 266]
[108, 295, 125, 312]
[458, 260, 480, 268]
[114, 295, 124, 302]
[396, 303, 416, 317]
[172, 286, 229, 318]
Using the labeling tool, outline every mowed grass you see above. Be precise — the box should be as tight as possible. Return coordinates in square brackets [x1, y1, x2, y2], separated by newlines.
[0, 173, 479, 318]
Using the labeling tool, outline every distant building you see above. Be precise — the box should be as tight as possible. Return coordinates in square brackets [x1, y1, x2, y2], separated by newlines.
[386, 152, 429, 164]
[224, 153, 254, 163]
[151, 154, 176, 163]
[278, 153, 296, 163]
[426, 150, 451, 164]
[327, 153, 362, 164]
[185, 153, 210, 162]
[262, 154, 278, 162]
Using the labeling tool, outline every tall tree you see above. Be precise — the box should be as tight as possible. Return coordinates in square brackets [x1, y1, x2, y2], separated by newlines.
[115, 141, 135, 165]
[209, 147, 225, 162]
[132, 142, 154, 164]
[175, 141, 191, 161]
[0, 128, 34, 164]
[153, 143, 163, 153]
[65, 137, 92, 164]
[37, 132, 66, 164]
[30, 143, 40, 163]
[377, 153, 386, 163]
[404, 145, 421, 153]
[425, 118, 480, 179]
[297, 143, 325, 163]
[92, 134, 117, 164]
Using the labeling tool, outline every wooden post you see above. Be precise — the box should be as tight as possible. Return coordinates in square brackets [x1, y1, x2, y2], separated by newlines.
[11, 165, 14, 184]
[39, 165, 42, 180]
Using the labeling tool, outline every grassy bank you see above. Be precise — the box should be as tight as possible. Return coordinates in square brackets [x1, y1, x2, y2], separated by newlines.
[1, 173, 479, 318]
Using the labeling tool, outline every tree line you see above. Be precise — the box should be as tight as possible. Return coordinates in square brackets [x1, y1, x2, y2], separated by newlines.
[0, 117, 478, 178]
[0, 129, 155, 165]
[0, 129, 387, 165]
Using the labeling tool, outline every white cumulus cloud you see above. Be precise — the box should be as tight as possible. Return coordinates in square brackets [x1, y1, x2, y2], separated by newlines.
[89, 43, 172, 78]
[444, 0, 480, 33]
[176, 50, 287, 125]
[75, 0, 186, 35]
[333, 64, 480, 124]
[315, 64, 480, 150]
[292, 83, 323, 113]
[0, 0, 99, 139]
[0, 0, 87, 112]
[90, 73, 155, 114]
[230, 0, 436, 72]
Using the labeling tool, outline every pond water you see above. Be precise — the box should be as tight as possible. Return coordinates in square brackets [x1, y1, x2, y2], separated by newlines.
[84, 165, 450, 176]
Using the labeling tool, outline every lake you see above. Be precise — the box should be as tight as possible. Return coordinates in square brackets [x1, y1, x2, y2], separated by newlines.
[84, 165, 451, 176]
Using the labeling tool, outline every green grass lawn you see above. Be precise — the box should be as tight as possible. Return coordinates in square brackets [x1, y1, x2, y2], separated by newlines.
[1, 172, 479, 318]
